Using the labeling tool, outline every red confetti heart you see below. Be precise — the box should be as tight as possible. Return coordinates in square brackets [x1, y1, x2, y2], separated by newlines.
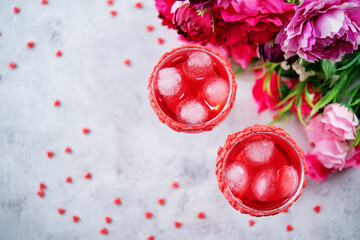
[248, 219, 255, 226]
[58, 208, 65, 215]
[9, 62, 17, 69]
[82, 128, 90, 134]
[56, 50, 62, 57]
[47, 151, 54, 158]
[40, 183, 47, 190]
[54, 99, 61, 106]
[13, 7, 20, 14]
[64, 147, 72, 153]
[157, 38, 164, 45]
[66, 177, 73, 183]
[84, 172, 92, 179]
[41, 0, 48, 5]
[37, 191, 45, 198]
[171, 181, 179, 188]
[113, 197, 121, 205]
[27, 42, 34, 49]
[135, 2, 143, 9]
[174, 221, 182, 228]
[146, 25, 154, 32]
[100, 227, 108, 235]
[105, 216, 112, 224]
[107, 0, 113, 6]
[110, 10, 117, 17]
[145, 211, 153, 219]
[72, 215, 80, 223]
[158, 198, 165, 206]
[197, 212, 206, 219]
[147, 235, 154, 240]
[313, 205, 321, 213]
[286, 224, 293, 232]
[123, 59, 131, 66]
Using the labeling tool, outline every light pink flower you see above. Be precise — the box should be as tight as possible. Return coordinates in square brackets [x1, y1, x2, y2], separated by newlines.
[305, 153, 333, 182]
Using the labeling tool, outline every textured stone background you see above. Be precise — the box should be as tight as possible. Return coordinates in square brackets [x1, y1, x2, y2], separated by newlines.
[1, 1, 360, 239]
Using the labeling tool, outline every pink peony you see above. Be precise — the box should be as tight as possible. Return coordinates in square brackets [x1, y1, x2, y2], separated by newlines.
[155, 0, 176, 28]
[305, 153, 333, 182]
[281, 0, 360, 62]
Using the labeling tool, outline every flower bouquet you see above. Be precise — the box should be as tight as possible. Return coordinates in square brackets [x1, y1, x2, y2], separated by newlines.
[155, 0, 360, 182]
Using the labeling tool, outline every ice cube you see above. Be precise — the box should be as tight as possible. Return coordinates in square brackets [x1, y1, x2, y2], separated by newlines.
[244, 138, 275, 166]
[224, 162, 249, 197]
[176, 99, 209, 125]
[252, 168, 277, 202]
[277, 166, 299, 199]
[182, 51, 215, 81]
[203, 77, 230, 107]
[156, 67, 183, 97]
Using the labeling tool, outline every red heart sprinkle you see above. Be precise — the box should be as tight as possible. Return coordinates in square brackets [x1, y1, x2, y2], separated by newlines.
[248, 219, 255, 226]
[100, 227, 108, 235]
[13, 7, 20, 14]
[9, 62, 17, 69]
[65, 147, 72, 153]
[58, 208, 65, 215]
[27, 42, 34, 49]
[105, 216, 112, 224]
[123, 59, 131, 66]
[113, 197, 121, 205]
[54, 99, 61, 106]
[146, 25, 154, 32]
[56, 50, 62, 57]
[147, 235, 154, 240]
[157, 38, 164, 45]
[110, 10, 117, 17]
[40, 183, 47, 190]
[174, 221, 182, 228]
[82, 128, 90, 134]
[171, 181, 179, 188]
[66, 177, 73, 183]
[84, 172, 92, 179]
[37, 191, 45, 198]
[313, 205, 321, 213]
[107, 0, 113, 6]
[41, 0, 48, 5]
[197, 212, 206, 219]
[72, 215, 80, 223]
[47, 151, 54, 158]
[158, 198, 165, 206]
[286, 224, 293, 232]
[145, 211, 153, 219]
[135, 2, 143, 9]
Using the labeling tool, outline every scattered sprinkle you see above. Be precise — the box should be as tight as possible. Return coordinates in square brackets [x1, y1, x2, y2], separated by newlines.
[248, 219, 255, 226]
[56, 50, 62, 57]
[197, 212, 206, 219]
[105, 216, 112, 224]
[47, 151, 54, 158]
[145, 211, 153, 219]
[66, 177, 73, 183]
[64, 147, 72, 153]
[286, 224, 293, 232]
[13, 7, 20, 14]
[84, 172, 92, 179]
[147, 235, 154, 240]
[82, 127, 90, 134]
[313, 205, 321, 213]
[73, 215, 80, 223]
[158, 198, 165, 206]
[157, 38, 164, 45]
[107, 0, 113, 6]
[113, 197, 121, 205]
[40, 183, 47, 190]
[174, 221, 182, 228]
[41, 0, 48, 5]
[58, 208, 65, 215]
[123, 59, 131, 66]
[37, 191, 45, 198]
[146, 25, 154, 32]
[27, 42, 34, 49]
[110, 10, 117, 17]
[100, 227, 108, 235]
[135, 2, 143, 9]
[9, 62, 17, 69]
[54, 99, 61, 106]
[171, 181, 179, 188]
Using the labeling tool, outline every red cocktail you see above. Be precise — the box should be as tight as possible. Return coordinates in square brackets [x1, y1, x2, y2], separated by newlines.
[148, 44, 236, 133]
[216, 125, 308, 216]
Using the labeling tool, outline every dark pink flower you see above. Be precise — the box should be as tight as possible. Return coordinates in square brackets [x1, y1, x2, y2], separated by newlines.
[155, 0, 176, 28]
[189, 0, 217, 9]
[305, 153, 334, 182]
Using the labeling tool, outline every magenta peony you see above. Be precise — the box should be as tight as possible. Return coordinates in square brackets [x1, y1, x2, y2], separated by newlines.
[281, 0, 360, 62]
[155, 0, 176, 28]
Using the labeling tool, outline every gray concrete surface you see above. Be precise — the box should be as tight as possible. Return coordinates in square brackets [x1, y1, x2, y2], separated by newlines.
[1, 0, 360, 239]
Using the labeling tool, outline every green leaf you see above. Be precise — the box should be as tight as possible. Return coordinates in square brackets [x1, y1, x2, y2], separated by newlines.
[321, 59, 336, 80]
[350, 127, 360, 149]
